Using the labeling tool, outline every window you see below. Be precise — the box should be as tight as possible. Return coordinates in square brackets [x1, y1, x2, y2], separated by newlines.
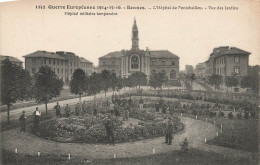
[160, 70, 166, 77]
[44, 59, 46, 65]
[57, 60, 59, 66]
[61, 61, 63, 66]
[131, 55, 139, 70]
[234, 56, 240, 63]
[32, 67, 36, 74]
[152, 61, 156, 65]
[71, 69, 72, 74]
[234, 88, 239, 92]
[32, 59, 36, 64]
[65, 69, 67, 74]
[61, 68, 63, 74]
[171, 60, 175, 66]
[57, 68, 59, 74]
[70, 62, 72, 66]
[170, 70, 176, 79]
[151, 70, 156, 75]
[53, 60, 55, 65]
[53, 68, 55, 73]
[234, 67, 240, 75]
[161, 61, 165, 65]
[49, 59, 51, 65]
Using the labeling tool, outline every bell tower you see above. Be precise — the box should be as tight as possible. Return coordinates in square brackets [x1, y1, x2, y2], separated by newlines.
[132, 18, 139, 50]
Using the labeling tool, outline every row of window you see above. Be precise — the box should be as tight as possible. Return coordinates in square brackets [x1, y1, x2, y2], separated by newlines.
[31, 58, 91, 68]
[151, 69, 177, 79]
[152, 60, 176, 66]
[31, 67, 90, 75]
[216, 57, 225, 65]
[101, 60, 176, 66]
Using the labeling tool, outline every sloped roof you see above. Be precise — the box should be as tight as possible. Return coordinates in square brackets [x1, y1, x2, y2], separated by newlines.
[99, 50, 179, 59]
[149, 50, 179, 59]
[0, 55, 23, 63]
[80, 57, 93, 64]
[23, 51, 65, 59]
[99, 51, 121, 59]
[212, 47, 250, 58]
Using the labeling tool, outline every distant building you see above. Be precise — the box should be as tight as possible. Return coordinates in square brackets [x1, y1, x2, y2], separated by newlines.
[185, 65, 194, 75]
[195, 62, 206, 78]
[205, 46, 250, 77]
[0, 55, 23, 67]
[98, 18, 180, 80]
[23, 51, 93, 83]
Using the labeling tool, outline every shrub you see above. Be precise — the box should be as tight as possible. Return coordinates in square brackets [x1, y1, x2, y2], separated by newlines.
[236, 113, 242, 119]
[218, 111, 225, 117]
[179, 137, 189, 154]
[244, 111, 249, 119]
[228, 112, 233, 119]
[209, 112, 216, 118]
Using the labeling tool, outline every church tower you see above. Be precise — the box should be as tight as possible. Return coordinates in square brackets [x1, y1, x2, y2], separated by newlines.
[132, 18, 139, 50]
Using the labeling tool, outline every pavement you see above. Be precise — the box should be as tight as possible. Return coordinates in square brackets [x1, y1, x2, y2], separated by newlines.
[0, 90, 126, 122]
[1, 116, 251, 160]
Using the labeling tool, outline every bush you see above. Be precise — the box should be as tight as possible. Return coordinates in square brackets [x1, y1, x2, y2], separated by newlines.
[228, 112, 233, 119]
[244, 111, 249, 119]
[236, 113, 242, 119]
[209, 112, 216, 118]
[218, 111, 225, 117]
[179, 137, 189, 154]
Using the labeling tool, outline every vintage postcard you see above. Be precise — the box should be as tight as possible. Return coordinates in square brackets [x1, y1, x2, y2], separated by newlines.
[0, 0, 259, 164]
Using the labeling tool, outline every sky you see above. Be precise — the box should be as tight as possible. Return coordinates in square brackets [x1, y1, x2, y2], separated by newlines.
[0, 0, 259, 70]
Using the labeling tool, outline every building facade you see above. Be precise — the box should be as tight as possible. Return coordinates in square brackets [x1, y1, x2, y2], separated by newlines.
[24, 51, 93, 83]
[205, 46, 250, 77]
[184, 65, 194, 75]
[98, 19, 180, 80]
[0, 55, 23, 67]
[195, 62, 206, 79]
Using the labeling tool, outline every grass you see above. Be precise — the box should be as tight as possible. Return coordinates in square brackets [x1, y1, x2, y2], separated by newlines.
[1, 148, 257, 165]
[207, 117, 259, 152]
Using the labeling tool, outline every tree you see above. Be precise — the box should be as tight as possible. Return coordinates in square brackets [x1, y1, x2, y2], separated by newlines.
[116, 76, 123, 93]
[70, 69, 88, 104]
[110, 73, 118, 94]
[241, 65, 259, 95]
[208, 74, 223, 91]
[33, 66, 63, 114]
[89, 72, 102, 96]
[225, 76, 239, 92]
[149, 73, 164, 89]
[128, 71, 147, 89]
[1, 59, 32, 123]
[100, 70, 111, 97]
[125, 77, 134, 90]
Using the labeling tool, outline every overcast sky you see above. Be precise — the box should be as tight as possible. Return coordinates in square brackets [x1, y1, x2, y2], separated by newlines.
[0, 0, 259, 70]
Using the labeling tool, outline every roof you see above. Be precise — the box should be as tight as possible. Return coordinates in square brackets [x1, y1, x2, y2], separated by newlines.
[0, 55, 23, 63]
[99, 51, 121, 59]
[99, 50, 179, 59]
[23, 51, 65, 60]
[212, 47, 250, 58]
[80, 57, 93, 64]
[149, 50, 179, 59]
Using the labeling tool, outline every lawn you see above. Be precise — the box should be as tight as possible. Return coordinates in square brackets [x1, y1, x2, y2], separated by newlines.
[207, 117, 259, 152]
[1, 148, 256, 165]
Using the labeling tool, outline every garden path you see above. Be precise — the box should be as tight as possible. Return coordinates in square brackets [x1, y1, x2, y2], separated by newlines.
[1, 116, 251, 161]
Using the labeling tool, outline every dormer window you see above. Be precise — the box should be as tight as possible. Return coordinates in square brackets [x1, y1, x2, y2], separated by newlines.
[171, 60, 175, 66]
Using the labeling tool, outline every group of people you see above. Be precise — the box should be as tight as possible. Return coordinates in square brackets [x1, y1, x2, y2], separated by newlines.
[19, 107, 41, 133]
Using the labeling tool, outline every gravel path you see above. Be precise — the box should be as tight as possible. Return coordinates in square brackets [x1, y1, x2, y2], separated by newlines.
[1, 116, 251, 160]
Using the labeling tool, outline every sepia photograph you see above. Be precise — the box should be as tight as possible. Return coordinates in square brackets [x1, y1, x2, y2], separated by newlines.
[0, 0, 259, 164]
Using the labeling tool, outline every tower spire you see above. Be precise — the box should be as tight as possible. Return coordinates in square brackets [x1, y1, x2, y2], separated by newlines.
[132, 17, 139, 50]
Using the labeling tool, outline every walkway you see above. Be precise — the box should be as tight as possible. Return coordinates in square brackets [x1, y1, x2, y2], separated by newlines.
[1, 116, 251, 160]
[0, 90, 126, 122]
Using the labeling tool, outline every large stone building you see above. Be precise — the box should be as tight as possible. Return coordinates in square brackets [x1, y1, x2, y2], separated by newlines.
[204, 46, 250, 78]
[24, 51, 93, 83]
[195, 62, 206, 79]
[98, 19, 180, 80]
[0, 55, 23, 67]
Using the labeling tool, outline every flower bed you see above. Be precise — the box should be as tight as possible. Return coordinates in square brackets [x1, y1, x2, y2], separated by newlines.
[38, 110, 182, 144]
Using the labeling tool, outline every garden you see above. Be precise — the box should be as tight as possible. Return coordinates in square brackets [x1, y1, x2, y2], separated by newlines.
[36, 101, 183, 143]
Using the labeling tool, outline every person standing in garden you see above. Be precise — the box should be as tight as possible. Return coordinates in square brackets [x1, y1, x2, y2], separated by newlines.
[81, 101, 87, 115]
[75, 103, 81, 116]
[162, 102, 168, 114]
[104, 114, 115, 145]
[128, 96, 133, 113]
[159, 97, 164, 111]
[165, 117, 174, 145]
[123, 104, 130, 121]
[64, 104, 71, 117]
[32, 107, 41, 133]
[19, 111, 26, 133]
[139, 97, 144, 109]
[114, 102, 120, 118]
[54, 102, 62, 117]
